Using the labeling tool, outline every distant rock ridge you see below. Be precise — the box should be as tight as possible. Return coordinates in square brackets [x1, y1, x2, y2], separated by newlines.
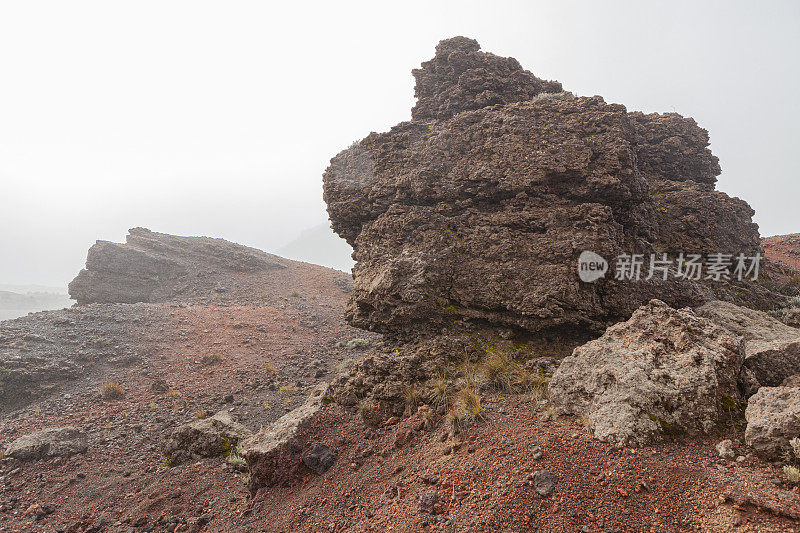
[323, 36, 784, 341]
[69, 228, 351, 305]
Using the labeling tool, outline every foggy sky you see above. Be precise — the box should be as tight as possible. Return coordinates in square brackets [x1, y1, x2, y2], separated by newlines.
[1, 0, 798, 289]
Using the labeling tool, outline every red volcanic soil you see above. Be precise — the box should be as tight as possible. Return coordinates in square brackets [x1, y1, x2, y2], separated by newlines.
[249, 399, 800, 533]
[764, 234, 800, 272]
[1, 258, 800, 531]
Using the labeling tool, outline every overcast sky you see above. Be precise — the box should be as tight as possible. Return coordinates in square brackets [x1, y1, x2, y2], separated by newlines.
[1, 0, 798, 289]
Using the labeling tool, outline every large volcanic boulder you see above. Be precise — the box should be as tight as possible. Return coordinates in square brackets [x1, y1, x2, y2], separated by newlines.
[548, 300, 745, 446]
[323, 37, 781, 341]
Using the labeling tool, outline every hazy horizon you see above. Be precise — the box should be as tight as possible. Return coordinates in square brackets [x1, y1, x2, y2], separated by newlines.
[2, 0, 798, 289]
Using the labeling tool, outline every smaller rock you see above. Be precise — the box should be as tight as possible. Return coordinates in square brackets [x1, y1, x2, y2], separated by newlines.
[716, 439, 735, 459]
[418, 492, 439, 514]
[161, 410, 252, 465]
[301, 443, 337, 475]
[531, 469, 557, 497]
[531, 446, 544, 460]
[5, 427, 88, 462]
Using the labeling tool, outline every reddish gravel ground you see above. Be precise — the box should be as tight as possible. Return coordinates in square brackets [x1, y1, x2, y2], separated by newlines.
[764, 234, 800, 272]
[246, 397, 800, 533]
[2, 265, 800, 531]
[0, 286, 377, 531]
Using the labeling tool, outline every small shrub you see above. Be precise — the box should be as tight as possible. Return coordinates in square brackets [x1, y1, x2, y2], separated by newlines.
[445, 405, 468, 434]
[404, 383, 421, 409]
[100, 381, 125, 400]
[785, 465, 800, 483]
[430, 372, 450, 407]
[790, 436, 800, 459]
[158, 455, 174, 469]
[481, 347, 516, 390]
[228, 452, 247, 471]
[193, 409, 208, 419]
[455, 385, 485, 420]
[279, 383, 297, 394]
[201, 353, 223, 366]
[346, 338, 371, 350]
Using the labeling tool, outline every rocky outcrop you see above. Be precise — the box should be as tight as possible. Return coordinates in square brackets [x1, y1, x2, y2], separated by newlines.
[548, 300, 744, 446]
[410, 36, 562, 121]
[161, 410, 252, 465]
[744, 386, 800, 461]
[4, 427, 88, 461]
[697, 300, 800, 389]
[242, 383, 331, 492]
[323, 37, 783, 342]
[69, 228, 352, 306]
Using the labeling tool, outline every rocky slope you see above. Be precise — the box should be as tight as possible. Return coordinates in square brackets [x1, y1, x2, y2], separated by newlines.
[323, 36, 783, 343]
[69, 228, 350, 306]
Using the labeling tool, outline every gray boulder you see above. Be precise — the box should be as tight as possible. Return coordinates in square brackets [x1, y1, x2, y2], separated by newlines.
[744, 386, 800, 461]
[5, 427, 88, 461]
[549, 300, 744, 446]
[241, 382, 329, 491]
[697, 300, 800, 389]
[161, 410, 252, 465]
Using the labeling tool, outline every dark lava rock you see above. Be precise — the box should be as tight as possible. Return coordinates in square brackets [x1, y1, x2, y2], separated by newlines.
[301, 442, 337, 475]
[531, 469, 557, 497]
[322, 36, 783, 342]
[418, 491, 439, 514]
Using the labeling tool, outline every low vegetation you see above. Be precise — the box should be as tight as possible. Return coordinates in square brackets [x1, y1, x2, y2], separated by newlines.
[201, 353, 223, 366]
[99, 381, 125, 400]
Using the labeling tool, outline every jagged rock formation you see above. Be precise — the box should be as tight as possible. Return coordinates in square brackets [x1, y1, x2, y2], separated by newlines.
[548, 300, 744, 446]
[69, 228, 351, 306]
[323, 37, 782, 341]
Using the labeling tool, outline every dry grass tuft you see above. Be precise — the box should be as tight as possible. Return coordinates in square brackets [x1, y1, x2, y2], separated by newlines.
[100, 381, 125, 400]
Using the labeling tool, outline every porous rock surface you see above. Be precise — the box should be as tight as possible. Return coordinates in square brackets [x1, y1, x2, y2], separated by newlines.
[548, 300, 744, 446]
[4, 427, 88, 461]
[697, 300, 800, 388]
[745, 386, 800, 461]
[323, 36, 781, 342]
[242, 383, 330, 492]
[161, 410, 253, 465]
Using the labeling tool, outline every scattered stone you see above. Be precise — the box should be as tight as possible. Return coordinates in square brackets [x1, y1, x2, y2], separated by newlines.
[418, 492, 439, 514]
[5, 427, 88, 462]
[549, 300, 744, 446]
[531, 446, 544, 460]
[301, 442, 337, 475]
[716, 439, 735, 459]
[161, 410, 252, 465]
[531, 470, 557, 497]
